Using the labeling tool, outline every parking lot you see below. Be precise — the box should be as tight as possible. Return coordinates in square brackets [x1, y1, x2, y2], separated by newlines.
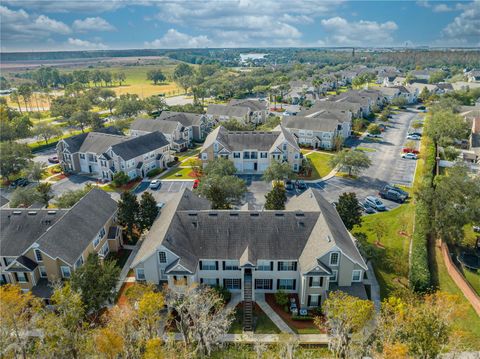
[135, 180, 194, 205]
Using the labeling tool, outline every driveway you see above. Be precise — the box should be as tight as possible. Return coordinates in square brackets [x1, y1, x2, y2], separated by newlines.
[32, 147, 57, 165]
[51, 174, 96, 196]
[142, 180, 194, 205]
[236, 175, 271, 210]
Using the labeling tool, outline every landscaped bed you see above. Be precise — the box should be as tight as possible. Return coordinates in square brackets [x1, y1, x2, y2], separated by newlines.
[264, 293, 324, 334]
[229, 303, 281, 334]
[106, 248, 133, 269]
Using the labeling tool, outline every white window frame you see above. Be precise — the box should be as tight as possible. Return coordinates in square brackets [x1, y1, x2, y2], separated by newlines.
[158, 252, 167, 263]
[224, 261, 239, 271]
[201, 278, 217, 286]
[329, 252, 340, 266]
[39, 266, 47, 278]
[100, 242, 109, 257]
[136, 268, 146, 281]
[311, 276, 322, 288]
[16, 272, 28, 283]
[255, 279, 273, 290]
[256, 261, 271, 271]
[233, 152, 241, 159]
[201, 260, 216, 270]
[352, 270, 362, 282]
[60, 266, 71, 279]
[330, 270, 338, 283]
[34, 249, 43, 262]
[74, 256, 84, 269]
[278, 279, 295, 290]
[224, 278, 241, 289]
[201, 153, 208, 160]
[309, 294, 320, 306]
[278, 261, 296, 271]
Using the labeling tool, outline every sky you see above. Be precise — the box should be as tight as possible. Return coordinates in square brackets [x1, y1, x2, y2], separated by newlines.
[1, 0, 479, 52]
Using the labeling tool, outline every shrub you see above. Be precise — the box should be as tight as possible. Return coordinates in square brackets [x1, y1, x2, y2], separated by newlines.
[213, 285, 231, 304]
[274, 290, 289, 307]
[146, 168, 164, 178]
[112, 171, 129, 187]
[166, 160, 178, 168]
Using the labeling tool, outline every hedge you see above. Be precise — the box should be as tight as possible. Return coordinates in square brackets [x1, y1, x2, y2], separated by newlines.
[146, 168, 165, 178]
[409, 139, 436, 293]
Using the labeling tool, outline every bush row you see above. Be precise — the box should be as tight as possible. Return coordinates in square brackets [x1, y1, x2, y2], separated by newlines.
[409, 139, 436, 293]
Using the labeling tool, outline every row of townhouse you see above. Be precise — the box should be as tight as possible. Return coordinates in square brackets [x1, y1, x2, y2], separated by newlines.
[130, 111, 210, 151]
[206, 99, 269, 125]
[0, 189, 121, 302]
[57, 131, 171, 181]
[199, 125, 302, 173]
[130, 188, 369, 310]
[282, 109, 352, 150]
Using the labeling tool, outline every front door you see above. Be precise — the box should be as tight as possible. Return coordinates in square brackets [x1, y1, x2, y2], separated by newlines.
[253, 163, 258, 171]
[88, 165, 92, 173]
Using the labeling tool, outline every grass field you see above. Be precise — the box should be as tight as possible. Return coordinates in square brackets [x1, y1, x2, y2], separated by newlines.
[229, 305, 280, 334]
[303, 152, 334, 180]
[160, 167, 196, 180]
[352, 202, 414, 299]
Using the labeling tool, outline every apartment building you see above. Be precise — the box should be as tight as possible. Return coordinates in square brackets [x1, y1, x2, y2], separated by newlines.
[0, 189, 121, 302]
[57, 131, 171, 180]
[130, 188, 368, 311]
[199, 125, 301, 173]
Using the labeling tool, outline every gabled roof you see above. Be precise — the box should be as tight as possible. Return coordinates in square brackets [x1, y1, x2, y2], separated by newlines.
[303, 100, 362, 115]
[62, 132, 125, 154]
[156, 111, 204, 126]
[207, 104, 250, 118]
[111, 131, 170, 161]
[36, 189, 117, 266]
[130, 118, 180, 134]
[131, 189, 367, 273]
[229, 99, 268, 112]
[282, 116, 339, 133]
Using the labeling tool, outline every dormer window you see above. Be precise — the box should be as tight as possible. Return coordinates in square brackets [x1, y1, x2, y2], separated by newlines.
[34, 249, 43, 262]
[329, 252, 339, 266]
[283, 143, 287, 151]
[213, 143, 219, 152]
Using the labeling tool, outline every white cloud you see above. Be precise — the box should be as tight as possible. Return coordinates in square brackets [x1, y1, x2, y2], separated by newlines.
[67, 37, 107, 49]
[2, 0, 141, 13]
[144, 29, 213, 48]
[441, 1, 480, 46]
[432, 3, 454, 12]
[320, 17, 398, 46]
[0, 5, 71, 45]
[73, 17, 116, 32]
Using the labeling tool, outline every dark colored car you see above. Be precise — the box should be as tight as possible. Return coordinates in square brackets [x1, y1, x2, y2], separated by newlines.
[295, 180, 307, 190]
[384, 184, 409, 199]
[379, 189, 406, 203]
[417, 106, 426, 110]
[48, 156, 59, 164]
[284, 179, 294, 191]
[9, 178, 29, 189]
[361, 202, 376, 214]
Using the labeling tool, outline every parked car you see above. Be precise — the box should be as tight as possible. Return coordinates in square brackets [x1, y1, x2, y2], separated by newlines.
[365, 196, 387, 211]
[149, 179, 161, 190]
[473, 225, 480, 233]
[295, 180, 307, 190]
[379, 189, 406, 203]
[384, 184, 409, 199]
[417, 106, 426, 110]
[408, 132, 422, 137]
[47, 156, 59, 164]
[193, 179, 200, 189]
[9, 178, 29, 189]
[284, 179, 294, 191]
[406, 134, 421, 140]
[156, 202, 165, 210]
[367, 133, 383, 138]
[402, 153, 418, 160]
[402, 148, 420, 154]
[399, 106, 407, 110]
[361, 201, 376, 214]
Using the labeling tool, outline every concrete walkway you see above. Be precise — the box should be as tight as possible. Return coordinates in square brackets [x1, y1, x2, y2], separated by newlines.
[226, 293, 242, 310]
[256, 295, 295, 334]
[115, 243, 140, 293]
[365, 261, 381, 311]
[164, 332, 329, 344]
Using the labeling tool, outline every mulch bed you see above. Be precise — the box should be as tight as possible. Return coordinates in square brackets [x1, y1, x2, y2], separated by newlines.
[265, 293, 325, 332]
[116, 281, 135, 307]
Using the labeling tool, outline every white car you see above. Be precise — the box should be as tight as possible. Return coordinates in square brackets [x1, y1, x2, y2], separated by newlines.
[406, 134, 421, 140]
[402, 153, 417, 160]
[149, 179, 161, 189]
[367, 133, 382, 138]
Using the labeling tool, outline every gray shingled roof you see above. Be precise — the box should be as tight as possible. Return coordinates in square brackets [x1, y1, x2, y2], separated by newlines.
[0, 209, 68, 257]
[229, 99, 267, 112]
[304, 100, 361, 115]
[131, 188, 367, 273]
[156, 111, 203, 126]
[76, 132, 126, 154]
[111, 131, 169, 161]
[207, 104, 250, 118]
[36, 189, 117, 266]
[130, 118, 180, 134]
[282, 116, 339, 132]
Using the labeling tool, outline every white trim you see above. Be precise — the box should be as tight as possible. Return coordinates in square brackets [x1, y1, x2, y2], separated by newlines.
[352, 270, 362, 282]
[135, 268, 146, 281]
[60, 266, 71, 279]
[39, 266, 47, 278]
[34, 249, 43, 262]
[329, 252, 340, 266]
[330, 269, 338, 283]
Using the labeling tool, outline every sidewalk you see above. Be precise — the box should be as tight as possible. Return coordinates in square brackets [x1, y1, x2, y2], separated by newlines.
[115, 243, 140, 293]
[164, 332, 329, 344]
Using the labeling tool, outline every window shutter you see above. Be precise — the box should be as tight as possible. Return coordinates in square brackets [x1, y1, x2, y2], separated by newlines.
[25, 273, 29, 282]
[222, 261, 225, 270]
[239, 279, 242, 290]
[293, 279, 296, 290]
[307, 295, 311, 306]
[223, 279, 226, 287]
[199, 261, 203, 270]
[277, 279, 280, 290]
[309, 277, 313, 287]
[277, 262, 281, 271]
[216, 278, 220, 286]
[270, 261, 274, 271]
[215, 261, 219, 270]
[200, 278, 203, 284]
[14, 273, 18, 282]
[293, 262, 297, 271]
[320, 277, 324, 287]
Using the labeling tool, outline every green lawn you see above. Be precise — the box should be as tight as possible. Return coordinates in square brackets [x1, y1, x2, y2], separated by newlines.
[463, 269, 480, 295]
[304, 152, 334, 180]
[177, 147, 202, 162]
[433, 246, 480, 349]
[352, 202, 414, 299]
[229, 305, 281, 334]
[159, 167, 195, 180]
[181, 157, 201, 167]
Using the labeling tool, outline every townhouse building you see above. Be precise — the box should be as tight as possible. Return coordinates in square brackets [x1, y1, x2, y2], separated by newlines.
[305, 99, 363, 119]
[57, 131, 171, 180]
[228, 99, 269, 124]
[130, 188, 368, 315]
[0, 189, 121, 302]
[282, 109, 352, 150]
[207, 104, 250, 124]
[199, 125, 301, 173]
[131, 111, 210, 147]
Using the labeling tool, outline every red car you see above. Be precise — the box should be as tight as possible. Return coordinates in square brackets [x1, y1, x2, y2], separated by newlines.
[402, 148, 420, 154]
[193, 179, 200, 189]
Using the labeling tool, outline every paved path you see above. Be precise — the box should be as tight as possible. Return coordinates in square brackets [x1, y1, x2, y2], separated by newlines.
[256, 295, 294, 334]
[226, 293, 242, 310]
[165, 332, 329, 344]
[115, 243, 140, 293]
[365, 261, 381, 311]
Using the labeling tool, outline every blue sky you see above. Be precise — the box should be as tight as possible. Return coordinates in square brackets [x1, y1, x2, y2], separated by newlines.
[1, 0, 479, 52]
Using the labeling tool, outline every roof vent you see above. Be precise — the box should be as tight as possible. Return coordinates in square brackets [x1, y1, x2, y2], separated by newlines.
[28, 211, 37, 215]
[295, 212, 305, 217]
[298, 221, 305, 227]
[12, 211, 22, 215]
[209, 213, 218, 217]
[188, 213, 197, 217]
[275, 213, 284, 217]
[250, 213, 259, 217]
[229, 213, 239, 217]
[192, 221, 198, 228]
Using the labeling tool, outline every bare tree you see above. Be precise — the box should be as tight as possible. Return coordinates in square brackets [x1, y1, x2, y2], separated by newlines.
[165, 284, 234, 357]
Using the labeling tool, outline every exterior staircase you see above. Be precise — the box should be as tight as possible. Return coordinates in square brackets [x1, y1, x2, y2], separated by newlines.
[243, 272, 253, 331]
